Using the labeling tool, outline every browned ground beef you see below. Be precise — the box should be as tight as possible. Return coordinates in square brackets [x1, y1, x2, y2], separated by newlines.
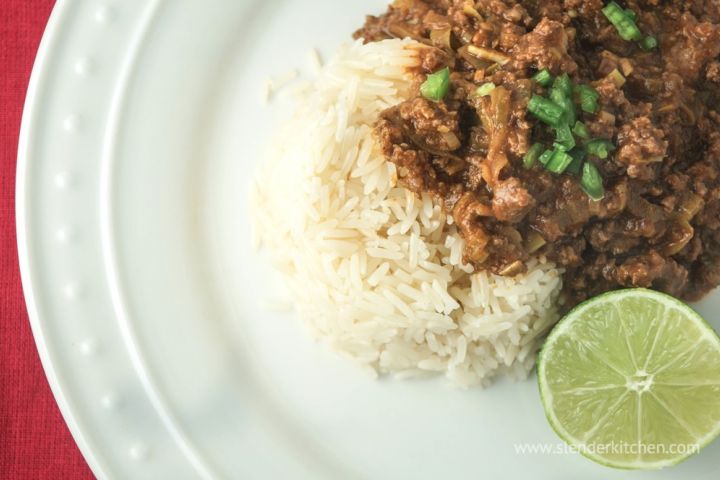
[355, 0, 720, 308]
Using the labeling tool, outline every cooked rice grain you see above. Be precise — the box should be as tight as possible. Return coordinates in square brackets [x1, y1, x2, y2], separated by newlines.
[252, 39, 562, 387]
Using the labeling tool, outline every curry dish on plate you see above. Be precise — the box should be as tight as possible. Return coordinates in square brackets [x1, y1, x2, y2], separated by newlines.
[252, 0, 720, 390]
[356, 0, 720, 307]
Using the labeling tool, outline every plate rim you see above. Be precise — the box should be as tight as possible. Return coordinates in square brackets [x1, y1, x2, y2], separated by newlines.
[15, 1, 108, 478]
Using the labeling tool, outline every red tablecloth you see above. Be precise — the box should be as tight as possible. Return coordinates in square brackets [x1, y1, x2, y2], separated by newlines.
[1, 2, 94, 479]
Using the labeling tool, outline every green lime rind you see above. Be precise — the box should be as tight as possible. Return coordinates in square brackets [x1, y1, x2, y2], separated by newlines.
[537, 288, 720, 470]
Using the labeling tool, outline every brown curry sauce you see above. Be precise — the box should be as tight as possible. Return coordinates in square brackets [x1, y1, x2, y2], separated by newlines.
[355, 0, 720, 308]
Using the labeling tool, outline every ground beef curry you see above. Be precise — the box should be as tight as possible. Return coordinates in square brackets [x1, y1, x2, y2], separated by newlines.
[355, 0, 720, 307]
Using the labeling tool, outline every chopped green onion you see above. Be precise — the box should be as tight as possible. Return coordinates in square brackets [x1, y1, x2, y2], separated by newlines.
[640, 35, 658, 51]
[475, 82, 496, 97]
[566, 148, 586, 176]
[575, 84, 600, 114]
[546, 149, 575, 174]
[581, 161, 605, 200]
[602, 1, 643, 42]
[524, 143, 545, 169]
[624, 9, 637, 21]
[554, 124, 576, 151]
[533, 69, 554, 87]
[550, 74, 576, 124]
[539, 149, 554, 166]
[528, 95, 565, 127]
[586, 139, 616, 159]
[556, 97, 577, 125]
[553, 95, 577, 126]
[552, 73, 573, 98]
[420, 67, 450, 102]
[572, 121, 590, 139]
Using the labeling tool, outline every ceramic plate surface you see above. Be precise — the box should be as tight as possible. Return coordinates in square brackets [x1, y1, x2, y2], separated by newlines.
[17, 1, 720, 479]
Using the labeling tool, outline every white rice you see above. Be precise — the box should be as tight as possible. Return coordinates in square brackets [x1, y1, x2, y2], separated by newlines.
[252, 38, 563, 387]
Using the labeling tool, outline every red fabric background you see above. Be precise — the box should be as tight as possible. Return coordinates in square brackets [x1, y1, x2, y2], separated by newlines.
[1, 2, 94, 479]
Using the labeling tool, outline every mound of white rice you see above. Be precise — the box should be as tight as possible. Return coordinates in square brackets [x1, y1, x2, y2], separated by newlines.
[252, 38, 563, 387]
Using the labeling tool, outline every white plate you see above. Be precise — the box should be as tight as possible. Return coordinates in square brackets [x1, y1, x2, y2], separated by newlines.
[17, 1, 720, 478]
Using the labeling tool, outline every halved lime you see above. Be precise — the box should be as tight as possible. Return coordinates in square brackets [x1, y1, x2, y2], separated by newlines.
[537, 289, 720, 469]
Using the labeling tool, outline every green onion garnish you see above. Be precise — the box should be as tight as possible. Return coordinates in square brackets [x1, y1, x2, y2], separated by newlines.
[539, 149, 554, 166]
[555, 97, 576, 125]
[624, 8, 637, 21]
[475, 82, 496, 97]
[528, 95, 565, 127]
[581, 162, 605, 200]
[533, 69, 554, 87]
[586, 139, 616, 159]
[566, 148, 586, 175]
[572, 121, 590, 139]
[552, 73, 573, 98]
[546, 149, 575, 174]
[640, 35, 658, 51]
[562, 96, 577, 126]
[420, 67, 450, 102]
[524, 143, 545, 169]
[575, 85, 600, 114]
[602, 2, 643, 42]
[550, 74, 576, 124]
[554, 124, 576, 151]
